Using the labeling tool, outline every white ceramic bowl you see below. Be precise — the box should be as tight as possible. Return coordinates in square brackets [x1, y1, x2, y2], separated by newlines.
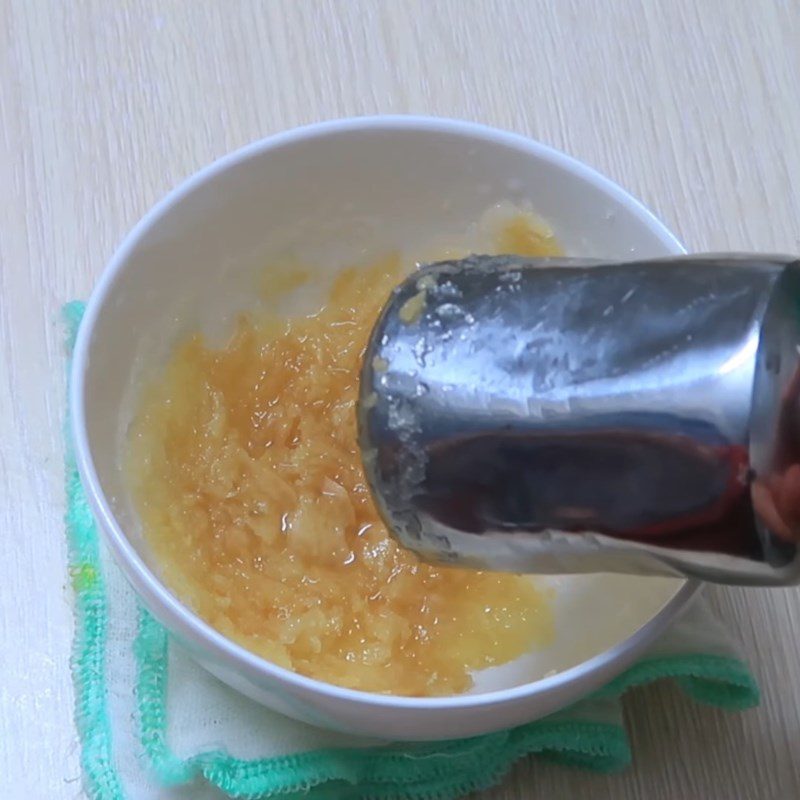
[72, 116, 698, 741]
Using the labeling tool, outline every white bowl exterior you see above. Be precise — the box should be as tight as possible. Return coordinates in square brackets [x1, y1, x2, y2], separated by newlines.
[72, 116, 697, 740]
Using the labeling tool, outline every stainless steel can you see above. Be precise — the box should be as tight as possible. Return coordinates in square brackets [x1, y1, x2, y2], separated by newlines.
[358, 254, 800, 585]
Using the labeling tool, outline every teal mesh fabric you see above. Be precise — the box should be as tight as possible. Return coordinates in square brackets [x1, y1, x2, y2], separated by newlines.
[64, 302, 759, 800]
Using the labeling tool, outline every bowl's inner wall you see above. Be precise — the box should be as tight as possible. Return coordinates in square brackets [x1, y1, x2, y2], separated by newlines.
[83, 125, 685, 693]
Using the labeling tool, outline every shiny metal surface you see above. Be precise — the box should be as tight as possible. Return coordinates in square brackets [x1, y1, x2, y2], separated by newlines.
[358, 254, 800, 585]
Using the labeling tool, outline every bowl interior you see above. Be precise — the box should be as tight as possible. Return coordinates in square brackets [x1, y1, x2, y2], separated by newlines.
[80, 118, 686, 697]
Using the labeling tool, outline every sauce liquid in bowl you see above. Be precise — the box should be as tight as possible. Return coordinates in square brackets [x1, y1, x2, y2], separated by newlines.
[127, 209, 558, 696]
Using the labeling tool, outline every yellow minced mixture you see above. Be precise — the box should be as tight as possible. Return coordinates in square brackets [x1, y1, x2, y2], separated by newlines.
[127, 209, 559, 696]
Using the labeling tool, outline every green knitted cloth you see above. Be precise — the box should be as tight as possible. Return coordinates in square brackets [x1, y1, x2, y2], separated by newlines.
[64, 301, 759, 800]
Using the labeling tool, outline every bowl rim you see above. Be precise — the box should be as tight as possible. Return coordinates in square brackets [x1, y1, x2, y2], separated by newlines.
[71, 114, 699, 711]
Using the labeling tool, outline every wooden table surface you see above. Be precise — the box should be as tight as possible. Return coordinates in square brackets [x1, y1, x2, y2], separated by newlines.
[2, 1, 799, 798]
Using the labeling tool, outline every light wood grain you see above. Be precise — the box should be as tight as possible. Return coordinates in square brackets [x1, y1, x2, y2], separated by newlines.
[2, 1, 799, 797]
